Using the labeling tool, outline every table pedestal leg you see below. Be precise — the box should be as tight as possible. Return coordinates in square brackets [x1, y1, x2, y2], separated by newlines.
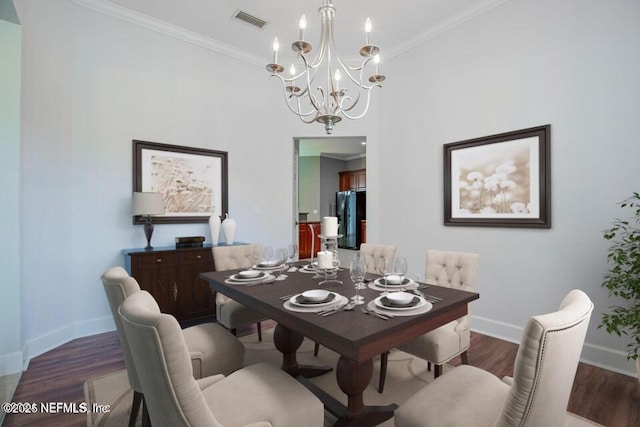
[333, 356, 397, 427]
[273, 323, 332, 378]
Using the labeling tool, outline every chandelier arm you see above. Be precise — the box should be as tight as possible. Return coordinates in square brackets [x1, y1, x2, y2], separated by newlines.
[341, 90, 373, 120]
[271, 74, 319, 118]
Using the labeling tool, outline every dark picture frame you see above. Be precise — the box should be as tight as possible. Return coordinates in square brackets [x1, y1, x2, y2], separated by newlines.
[444, 125, 550, 228]
[133, 140, 228, 224]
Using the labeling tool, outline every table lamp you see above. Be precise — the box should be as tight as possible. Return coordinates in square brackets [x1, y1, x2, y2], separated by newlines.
[132, 192, 165, 250]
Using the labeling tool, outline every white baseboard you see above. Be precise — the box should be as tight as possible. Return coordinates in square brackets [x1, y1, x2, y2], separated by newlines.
[0, 351, 24, 376]
[471, 314, 637, 378]
[22, 316, 115, 370]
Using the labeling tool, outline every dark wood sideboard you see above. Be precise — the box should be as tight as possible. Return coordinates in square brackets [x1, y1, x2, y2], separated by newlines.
[122, 243, 244, 322]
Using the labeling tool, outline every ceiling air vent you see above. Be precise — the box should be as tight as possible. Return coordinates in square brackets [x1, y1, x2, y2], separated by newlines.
[233, 10, 268, 30]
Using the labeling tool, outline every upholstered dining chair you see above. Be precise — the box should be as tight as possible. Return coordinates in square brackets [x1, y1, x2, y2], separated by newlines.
[378, 250, 479, 393]
[212, 244, 268, 341]
[119, 290, 324, 427]
[395, 289, 594, 427]
[359, 242, 397, 274]
[102, 267, 245, 427]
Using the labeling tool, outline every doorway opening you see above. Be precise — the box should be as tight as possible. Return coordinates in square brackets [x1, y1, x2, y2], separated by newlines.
[293, 136, 367, 259]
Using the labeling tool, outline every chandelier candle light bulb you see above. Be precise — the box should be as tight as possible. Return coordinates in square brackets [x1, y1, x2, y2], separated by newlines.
[272, 37, 279, 64]
[365, 17, 372, 45]
[299, 15, 306, 40]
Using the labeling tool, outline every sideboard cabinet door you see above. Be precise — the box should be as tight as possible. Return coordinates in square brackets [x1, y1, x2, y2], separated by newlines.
[124, 247, 216, 322]
[176, 250, 215, 321]
[130, 252, 176, 315]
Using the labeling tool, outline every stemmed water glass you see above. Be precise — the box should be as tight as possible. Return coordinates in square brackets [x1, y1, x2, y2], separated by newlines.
[250, 246, 261, 269]
[377, 257, 393, 296]
[350, 251, 367, 305]
[275, 248, 287, 266]
[262, 246, 274, 265]
[287, 244, 298, 264]
[392, 257, 408, 289]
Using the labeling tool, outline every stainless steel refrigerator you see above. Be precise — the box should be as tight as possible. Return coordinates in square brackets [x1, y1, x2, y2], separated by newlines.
[336, 190, 366, 249]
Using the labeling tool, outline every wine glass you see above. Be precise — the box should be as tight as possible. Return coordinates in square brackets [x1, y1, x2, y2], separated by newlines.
[287, 244, 298, 263]
[275, 248, 287, 267]
[250, 246, 262, 268]
[350, 252, 366, 305]
[377, 257, 393, 296]
[262, 246, 274, 266]
[392, 257, 408, 289]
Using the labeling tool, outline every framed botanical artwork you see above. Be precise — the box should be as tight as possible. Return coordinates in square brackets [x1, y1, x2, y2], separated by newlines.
[132, 140, 228, 224]
[443, 125, 551, 228]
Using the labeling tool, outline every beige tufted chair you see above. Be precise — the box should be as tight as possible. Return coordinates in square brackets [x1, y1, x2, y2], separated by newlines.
[395, 289, 593, 427]
[119, 290, 324, 427]
[359, 242, 397, 274]
[378, 250, 479, 393]
[212, 244, 268, 341]
[102, 267, 245, 427]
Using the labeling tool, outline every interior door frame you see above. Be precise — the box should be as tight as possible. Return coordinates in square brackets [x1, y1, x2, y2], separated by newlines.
[293, 136, 367, 257]
[292, 138, 300, 254]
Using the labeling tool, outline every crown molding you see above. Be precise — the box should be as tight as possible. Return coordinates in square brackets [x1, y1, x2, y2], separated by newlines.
[72, 0, 511, 67]
[385, 0, 511, 59]
[71, 0, 268, 67]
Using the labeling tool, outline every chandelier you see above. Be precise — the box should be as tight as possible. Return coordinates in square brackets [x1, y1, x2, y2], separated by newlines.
[265, 0, 385, 134]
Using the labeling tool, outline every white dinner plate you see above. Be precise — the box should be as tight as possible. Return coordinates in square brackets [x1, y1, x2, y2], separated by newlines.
[373, 277, 414, 287]
[374, 294, 427, 311]
[228, 272, 269, 282]
[289, 292, 338, 308]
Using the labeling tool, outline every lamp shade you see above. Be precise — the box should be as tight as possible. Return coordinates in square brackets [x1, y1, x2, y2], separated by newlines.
[132, 192, 165, 216]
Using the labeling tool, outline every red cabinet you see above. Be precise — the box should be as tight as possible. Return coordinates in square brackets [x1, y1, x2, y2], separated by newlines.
[298, 222, 322, 259]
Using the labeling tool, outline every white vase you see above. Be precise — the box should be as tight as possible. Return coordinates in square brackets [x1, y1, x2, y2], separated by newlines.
[222, 213, 237, 245]
[636, 359, 640, 385]
[208, 215, 221, 246]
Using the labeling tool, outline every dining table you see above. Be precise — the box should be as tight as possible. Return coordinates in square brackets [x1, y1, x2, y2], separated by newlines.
[200, 265, 479, 427]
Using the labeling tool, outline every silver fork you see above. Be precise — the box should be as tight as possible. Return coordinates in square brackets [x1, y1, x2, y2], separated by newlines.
[360, 306, 392, 320]
[320, 301, 356, 316]
[317, 304, 347, 316]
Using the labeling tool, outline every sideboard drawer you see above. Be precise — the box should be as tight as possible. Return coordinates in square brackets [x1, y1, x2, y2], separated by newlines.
[178, 249, 212, 265]
[134, 252, 176, 269]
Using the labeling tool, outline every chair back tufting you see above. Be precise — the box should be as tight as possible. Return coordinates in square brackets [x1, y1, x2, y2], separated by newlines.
[359, 243, 397, 274]
[425, 250, 479, 291]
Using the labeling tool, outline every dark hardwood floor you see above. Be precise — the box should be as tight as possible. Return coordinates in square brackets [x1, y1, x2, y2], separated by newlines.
[3, 322, 638, 427]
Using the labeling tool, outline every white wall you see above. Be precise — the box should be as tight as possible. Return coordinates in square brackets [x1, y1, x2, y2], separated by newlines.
[0, 18, 22, 375]
[299, 156, 321, 221]
[13, 0, 379, 365]
[374, 0, 640, 375]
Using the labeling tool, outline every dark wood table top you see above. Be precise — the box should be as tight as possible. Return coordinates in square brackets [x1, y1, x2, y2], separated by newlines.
[201, 268, 479, 362]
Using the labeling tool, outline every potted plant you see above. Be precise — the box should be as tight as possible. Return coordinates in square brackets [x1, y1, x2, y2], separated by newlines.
[600, 192, 640, 382]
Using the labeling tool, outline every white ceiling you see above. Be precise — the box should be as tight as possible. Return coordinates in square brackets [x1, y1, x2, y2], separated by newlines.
[92, 0, 507, 159]
[104, 0, 507, 63]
